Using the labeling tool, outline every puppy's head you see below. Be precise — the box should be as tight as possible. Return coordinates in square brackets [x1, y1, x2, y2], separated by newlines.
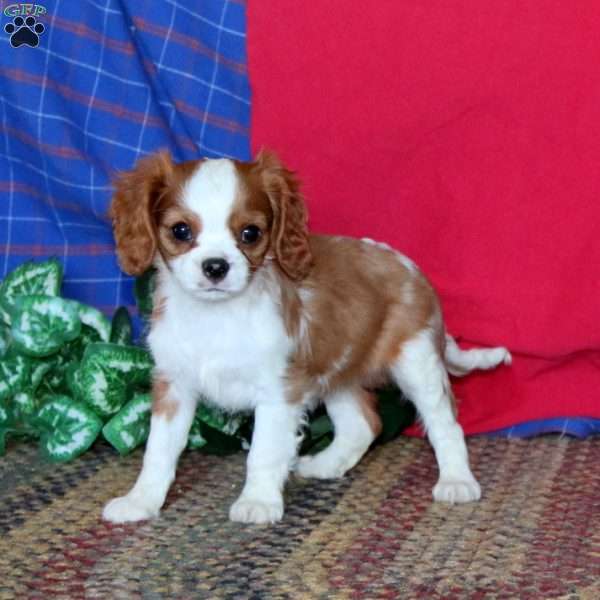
[110, 150, 312, 301]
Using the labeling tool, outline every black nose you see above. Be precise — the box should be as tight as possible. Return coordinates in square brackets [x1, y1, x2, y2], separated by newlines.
[202, 258, 230, 283]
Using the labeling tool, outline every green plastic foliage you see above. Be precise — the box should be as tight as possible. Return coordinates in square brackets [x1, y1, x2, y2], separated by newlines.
[0, 405, 7, 453]
[102, 393, 152, 455]
[187, 418, 208, 450]
[299, 411, 333, 456]
[110, 307, 133, 346]
[0, 381, 42, 454]
[10, 295, 81, 357]
[0, 353, 31, 402]
[134, 268, 157, 318]
[0, 324, 11, 357]
[65, 361, 83, 399]
[0, 303, 10, 329]
[187, 402, 248, 454]
[102, 397, 249, 456]
[195, 402, 246, 436]
[0, 258, 62, 323]
[30, 359, 54, 391]
[13, 390, 38, 421]
[78, 342, 153, 418]
[35, 395, 103, 462]
[0, 259, 154, 461]
[75, 303, 111, 342]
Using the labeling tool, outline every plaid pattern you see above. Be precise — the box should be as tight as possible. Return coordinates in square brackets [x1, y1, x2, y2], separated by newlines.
[0, 0, 251, 315]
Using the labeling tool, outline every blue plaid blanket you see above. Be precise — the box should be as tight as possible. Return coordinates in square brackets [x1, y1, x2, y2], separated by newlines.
[0, 0, 250, 316]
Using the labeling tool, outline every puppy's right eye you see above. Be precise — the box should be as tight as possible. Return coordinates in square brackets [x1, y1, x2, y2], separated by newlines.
[240, 224, 262, 245]
[171, 222, 192, 241]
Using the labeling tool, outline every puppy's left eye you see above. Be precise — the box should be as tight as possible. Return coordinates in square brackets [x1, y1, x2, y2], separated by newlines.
[240, 225, 262, 245]
[171, 222, 192, 242]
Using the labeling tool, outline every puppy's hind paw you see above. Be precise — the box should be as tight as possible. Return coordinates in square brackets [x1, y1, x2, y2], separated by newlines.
[102, 494, 160, 524]
[229, 495, 284, 524]
[296, 454, 346, 479]
[433, 477, 481, 504]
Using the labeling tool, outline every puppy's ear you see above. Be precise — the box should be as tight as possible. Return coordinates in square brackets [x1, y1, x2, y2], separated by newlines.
[257, 150, 313, 281]
[110, 151, 173, 276]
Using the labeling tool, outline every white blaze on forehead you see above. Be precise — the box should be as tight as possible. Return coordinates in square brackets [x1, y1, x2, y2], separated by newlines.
[181, 159, 239, 238]
[165, 158, 252, 298]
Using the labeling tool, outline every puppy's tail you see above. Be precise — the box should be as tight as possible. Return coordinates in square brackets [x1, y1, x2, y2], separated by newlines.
[444, 334, 512, 377]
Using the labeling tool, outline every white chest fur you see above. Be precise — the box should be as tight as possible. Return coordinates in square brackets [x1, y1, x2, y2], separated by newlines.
[147, 271, 292, 412]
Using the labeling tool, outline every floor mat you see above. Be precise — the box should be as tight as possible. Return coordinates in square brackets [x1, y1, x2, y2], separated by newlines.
[1, 436, 599, 599]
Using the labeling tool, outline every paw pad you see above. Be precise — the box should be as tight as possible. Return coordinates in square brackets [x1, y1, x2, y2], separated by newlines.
[5, 16, 45, 48]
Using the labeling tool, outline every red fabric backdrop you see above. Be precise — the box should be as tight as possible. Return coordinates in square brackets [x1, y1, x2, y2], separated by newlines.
[247, 1, 600, 434]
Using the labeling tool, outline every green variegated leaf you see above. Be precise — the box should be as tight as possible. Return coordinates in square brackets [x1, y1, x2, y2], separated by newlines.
[35, 395, 103, 462]
[0, 401, 9, 425]
[78, 343, 153, 417]
[0, 304, 10, 328]
[0, 362, 42, 452]
[0, 400, 11, 454]
[10, 295, 81, 357]
[61, 325, 102, 365]
[299, 410, 333, 455]
[40, 360, 79, 396]
[187, 418, 208, 450]
[102, 393, 151, 455]
[195, 402, 246, 436]
[0, 259, 62, 320]
[65, 361, 83, 399]
[13, 390, 39, 421]
[195, 422, 243, 455]
[78, 323, 103, 347]
[30, 359, 55, 391]
[110, 307, 133, 346]
[186, 403, 249, 452]
[134, 268, 157, 318]
[75, 303, 111, 342]
[0, 324, 11, 357]
[30, 352, 71, 397]
[0, 353, 31, 401]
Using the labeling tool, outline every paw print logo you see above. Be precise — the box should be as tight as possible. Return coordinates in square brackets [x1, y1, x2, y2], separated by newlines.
[4, 16, 45, 48]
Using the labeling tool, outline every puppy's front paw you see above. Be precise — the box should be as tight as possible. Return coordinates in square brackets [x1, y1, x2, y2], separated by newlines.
[433, 477, 481, 504]
[102, 494, 160, 523]
[229, 495, 284, 524]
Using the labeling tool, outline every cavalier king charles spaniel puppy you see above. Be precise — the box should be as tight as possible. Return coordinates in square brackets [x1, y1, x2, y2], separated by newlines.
[103, 150, 511, 525]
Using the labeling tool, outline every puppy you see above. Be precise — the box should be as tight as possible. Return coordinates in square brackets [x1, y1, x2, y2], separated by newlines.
[103, 150, 511, 525]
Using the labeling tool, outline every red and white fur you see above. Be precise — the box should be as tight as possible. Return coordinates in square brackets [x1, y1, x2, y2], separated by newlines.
[103, 151, 511, 525]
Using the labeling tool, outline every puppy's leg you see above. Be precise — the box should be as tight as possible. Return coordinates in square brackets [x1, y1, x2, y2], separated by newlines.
[102, 380, 196, 523]
[296, 387, 381, 479]
[230, 402, 303, 525]
[391, 331, 481, 503]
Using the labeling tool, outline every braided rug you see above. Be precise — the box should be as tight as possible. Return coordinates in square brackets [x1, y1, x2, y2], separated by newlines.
[1, 436, 599, 599]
